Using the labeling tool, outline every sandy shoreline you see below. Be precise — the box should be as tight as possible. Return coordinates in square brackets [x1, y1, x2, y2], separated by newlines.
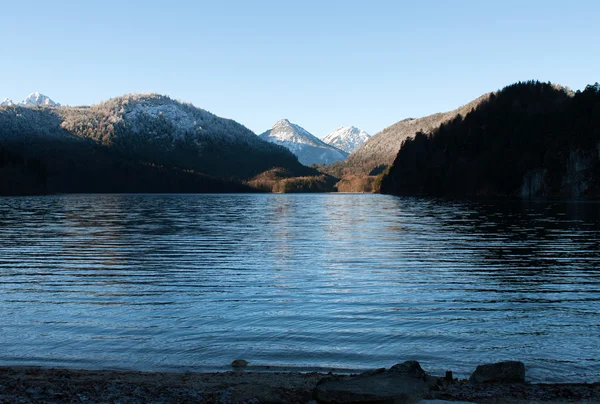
[1, 365, 600, 403]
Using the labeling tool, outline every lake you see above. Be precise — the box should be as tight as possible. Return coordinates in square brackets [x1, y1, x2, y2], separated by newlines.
[0, 194, 599, 382]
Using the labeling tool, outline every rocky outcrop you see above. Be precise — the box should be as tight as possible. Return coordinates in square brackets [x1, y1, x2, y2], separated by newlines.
[521, 146, 599, 199]
[469, 361, 525, 384]
[560, 149, 597, 197]
[521, 169, 547, 198]
[313, 361, 438, 404]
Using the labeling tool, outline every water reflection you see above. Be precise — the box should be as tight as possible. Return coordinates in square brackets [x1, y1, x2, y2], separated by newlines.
[0, 194, 599, 382]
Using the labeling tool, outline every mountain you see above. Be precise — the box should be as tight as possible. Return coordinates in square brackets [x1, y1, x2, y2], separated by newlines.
[58, 93, 309, 179]
[0, 93, 314, 195]
[259, 119, 348, 166]
[326, 93, 492, 178]
[1, 93, 60, 107]
[323, 126, 370, 153]
[0, 134, 256, 196]
[380, 81, 599, 199]
[20, 92, 60, 107]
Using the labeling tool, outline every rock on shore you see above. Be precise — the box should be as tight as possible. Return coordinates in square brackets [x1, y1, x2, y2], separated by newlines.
[314, 360, 438, 403]
[469, 361, 526, 384]
[0, 362, 599, 403]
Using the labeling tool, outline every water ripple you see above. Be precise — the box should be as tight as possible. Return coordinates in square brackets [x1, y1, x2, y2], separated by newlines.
[0, 194, 599, 382]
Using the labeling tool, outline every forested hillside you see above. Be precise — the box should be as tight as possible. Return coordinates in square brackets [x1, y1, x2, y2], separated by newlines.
[0, 134, 255, 195]
[0, 94, 317, 195]
[380, 81, 600, 198]
[326, 93, 491, 179]
[58, 94, 306, 179]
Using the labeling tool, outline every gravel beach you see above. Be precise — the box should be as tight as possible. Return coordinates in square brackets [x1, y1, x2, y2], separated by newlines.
[1, 365, 599, 403]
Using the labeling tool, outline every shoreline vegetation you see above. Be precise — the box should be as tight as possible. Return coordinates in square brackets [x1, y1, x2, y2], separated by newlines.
[1, 361, 599, 403]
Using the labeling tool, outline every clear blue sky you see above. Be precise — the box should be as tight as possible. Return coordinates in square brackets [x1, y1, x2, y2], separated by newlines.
[2, 0, 599, 137]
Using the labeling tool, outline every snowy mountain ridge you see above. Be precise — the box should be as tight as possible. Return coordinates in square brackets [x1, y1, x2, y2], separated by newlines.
[267, 119, 324, 148]
[323, 126, 371, 154]
[0, 92, 305, 180]
[1, 93, 60, 107]
[259, 119, 348, 166]
[115, 93, 239, 142]
[21, 92, 60, 107]
[60, 92, 284, 147]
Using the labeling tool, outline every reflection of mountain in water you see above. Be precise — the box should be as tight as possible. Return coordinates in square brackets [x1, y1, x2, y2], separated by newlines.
[437, 201, 600, 277]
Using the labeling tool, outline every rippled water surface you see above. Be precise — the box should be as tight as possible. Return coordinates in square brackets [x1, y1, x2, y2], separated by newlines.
[1, 194, 599, 382]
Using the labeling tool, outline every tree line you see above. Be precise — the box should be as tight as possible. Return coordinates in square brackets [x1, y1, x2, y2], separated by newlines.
[380, 81, 600, 198]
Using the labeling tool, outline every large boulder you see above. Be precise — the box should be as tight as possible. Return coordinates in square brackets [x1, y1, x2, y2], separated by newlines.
[313, 361, 438, 404]
[469, 361, 525, 384]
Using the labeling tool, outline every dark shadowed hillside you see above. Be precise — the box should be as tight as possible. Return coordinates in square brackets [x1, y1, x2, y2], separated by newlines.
[0, 95, 319, 195]
[319, 93, 492, 193]
[0, 134, 256, 195]
[325, 93, 492, 179]
[57, 94, 307, 179]
[380, 81, 600, 198]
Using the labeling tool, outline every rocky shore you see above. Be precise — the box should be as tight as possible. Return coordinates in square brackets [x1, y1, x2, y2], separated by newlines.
[1, 361, 599, 403]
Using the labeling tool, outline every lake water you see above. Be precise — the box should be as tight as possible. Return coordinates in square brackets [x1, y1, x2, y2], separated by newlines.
[0, 194, 599, 382]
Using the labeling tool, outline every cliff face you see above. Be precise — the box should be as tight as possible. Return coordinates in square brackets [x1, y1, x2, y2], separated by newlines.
[520, 144, 600, 198]
[560, 147, 598, 197]
[381, 81, 600, 199]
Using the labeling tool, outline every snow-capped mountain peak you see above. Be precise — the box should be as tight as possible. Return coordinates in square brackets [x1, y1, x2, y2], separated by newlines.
[260, 119, 348, 166]
[323, 126, 371, 153]
[20, 92, 60, 107]
[267, 119, 324, 147]
[1, 98, 14, 107]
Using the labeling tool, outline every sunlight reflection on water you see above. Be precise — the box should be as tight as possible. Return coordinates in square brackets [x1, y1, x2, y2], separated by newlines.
[0, 194, 599, 382]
